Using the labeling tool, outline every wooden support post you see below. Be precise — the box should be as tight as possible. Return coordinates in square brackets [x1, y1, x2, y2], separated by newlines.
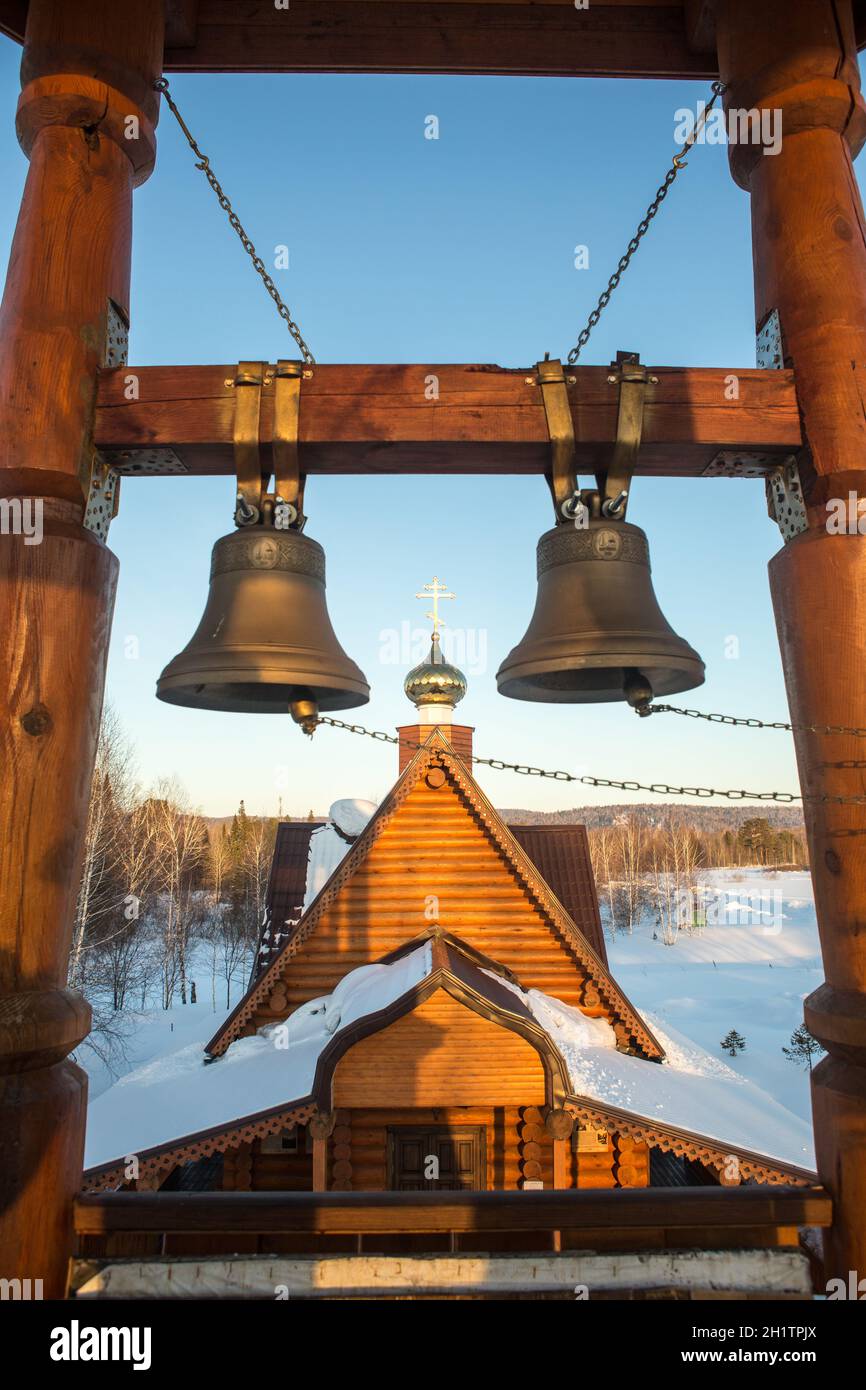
[717, 0, 866, 1282]
[0, 0, 163, 1297]
[312, 1138, 328, 1194]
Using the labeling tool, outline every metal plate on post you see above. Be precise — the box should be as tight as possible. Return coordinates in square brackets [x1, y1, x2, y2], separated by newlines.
[766, 457, 808, 542]
[83, 458, 120, 541]
[756, 308, 783, 370]
[103, 299, 129, 369]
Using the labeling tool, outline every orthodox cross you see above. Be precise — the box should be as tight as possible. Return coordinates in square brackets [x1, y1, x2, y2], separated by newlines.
[416, 576, 455, 636]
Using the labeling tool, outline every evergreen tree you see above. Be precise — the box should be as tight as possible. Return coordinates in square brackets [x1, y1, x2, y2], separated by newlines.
[782, 1024, 825, 1071]
[737, 818, 777, 865]
[721, 1029, 746, 1057]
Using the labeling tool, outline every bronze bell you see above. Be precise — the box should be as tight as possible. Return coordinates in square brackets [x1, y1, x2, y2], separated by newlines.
[496, 516, 705, 705]
[156, 524, 369, 719]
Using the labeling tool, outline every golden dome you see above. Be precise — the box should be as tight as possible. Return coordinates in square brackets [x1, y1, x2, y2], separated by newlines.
[404, 633, 467, 709]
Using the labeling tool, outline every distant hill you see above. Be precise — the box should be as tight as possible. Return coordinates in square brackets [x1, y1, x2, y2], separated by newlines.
[205, 803, 805, 834]
[498, 803, 806, 832]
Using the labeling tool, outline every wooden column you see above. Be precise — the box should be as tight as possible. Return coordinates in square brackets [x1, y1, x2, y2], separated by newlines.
[0, 0, 163, 1296]
[717, 0, 866, 1281]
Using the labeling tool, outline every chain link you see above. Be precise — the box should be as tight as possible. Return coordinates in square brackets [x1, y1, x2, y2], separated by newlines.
[565, 81, 726, 366]
[154, 77, 315, 365]
[643, 703, 866, 740]
[315, 715, 866, 805]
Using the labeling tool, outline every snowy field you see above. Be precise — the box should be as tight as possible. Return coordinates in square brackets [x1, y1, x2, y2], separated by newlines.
[608, 868, 822, 1124]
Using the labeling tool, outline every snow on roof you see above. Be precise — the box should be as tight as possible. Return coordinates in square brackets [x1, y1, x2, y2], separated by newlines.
[84, 943, 431, 1171]
[331, 798, 377, 838]
[85, 939, 814, 1176]
[491, 974, 815, 1171]
[301, 799, 377, 911]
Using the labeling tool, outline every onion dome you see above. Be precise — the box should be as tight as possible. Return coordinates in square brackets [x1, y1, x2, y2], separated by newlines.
[404, 632, 467, 710]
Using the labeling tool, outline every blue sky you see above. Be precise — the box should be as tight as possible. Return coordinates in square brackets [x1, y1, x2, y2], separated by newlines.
[2, 43, 850, 818]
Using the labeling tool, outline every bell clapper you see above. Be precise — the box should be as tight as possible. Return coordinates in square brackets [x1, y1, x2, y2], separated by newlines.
[290, 693, 320, 737]
[624, 669, 654, 712]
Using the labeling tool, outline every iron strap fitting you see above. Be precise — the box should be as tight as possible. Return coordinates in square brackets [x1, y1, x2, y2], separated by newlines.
[535, 356, 579, 522]
[233, 360, 265, 525]
[232, 360, 307, 530]
[599, 350, 656, 522]
[273, 359, 306, 529]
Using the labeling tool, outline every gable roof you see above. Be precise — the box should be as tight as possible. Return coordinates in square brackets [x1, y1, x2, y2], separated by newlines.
[82, 930, 816, 1193]
[206, 728, 661, 1060]
[508, 823, 607, 965]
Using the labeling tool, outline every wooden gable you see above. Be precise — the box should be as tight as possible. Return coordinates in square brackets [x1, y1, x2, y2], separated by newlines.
[209, 731, 660, 1059]
[332, 990, 548, 1109]
[332, 984, 547, 1112]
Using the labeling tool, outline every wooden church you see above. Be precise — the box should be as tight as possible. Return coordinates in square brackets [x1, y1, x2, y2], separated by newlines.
[82, 608, 814, 1226]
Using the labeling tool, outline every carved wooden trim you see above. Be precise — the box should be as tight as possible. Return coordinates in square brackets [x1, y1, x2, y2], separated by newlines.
[82, 1101, 317, 1193]
[565, 1097, 815, 1189]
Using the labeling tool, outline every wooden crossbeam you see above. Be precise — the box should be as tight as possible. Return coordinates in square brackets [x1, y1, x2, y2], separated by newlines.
[3, 2, 866, 80]
[160, 1, 715, 79]
[94, 363, 802, 479]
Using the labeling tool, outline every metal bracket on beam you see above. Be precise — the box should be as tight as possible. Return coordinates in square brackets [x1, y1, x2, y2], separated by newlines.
[100, 447, 188, 476]
[536, 356, 578, 521]
[273, 359, 306, 528]
[83, 299, 131, 538]
[233, 360, 266, 525]
[601, 350, 656, 520]
[702, 451, 780, 477]
[766, 456, 808, 542]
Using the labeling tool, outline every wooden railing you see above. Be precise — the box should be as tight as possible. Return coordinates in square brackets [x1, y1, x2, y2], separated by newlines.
[75, 1185, 831, 1244]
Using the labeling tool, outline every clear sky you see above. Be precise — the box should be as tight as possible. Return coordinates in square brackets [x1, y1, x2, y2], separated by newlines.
[3, 42, 856, 818]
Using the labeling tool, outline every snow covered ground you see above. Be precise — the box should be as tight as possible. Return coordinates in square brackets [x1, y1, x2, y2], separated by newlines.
[608, 868, 822, 1125]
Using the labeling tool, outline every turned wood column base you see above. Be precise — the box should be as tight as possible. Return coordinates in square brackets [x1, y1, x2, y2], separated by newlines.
[0, 1059, 89, 1297]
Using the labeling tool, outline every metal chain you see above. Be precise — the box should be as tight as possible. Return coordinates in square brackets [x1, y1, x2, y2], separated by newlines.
[566, 81, 727, 366]
[642, 703, 866, 740]
[154, 77, 316, 365]
[315, 715, 866, 805]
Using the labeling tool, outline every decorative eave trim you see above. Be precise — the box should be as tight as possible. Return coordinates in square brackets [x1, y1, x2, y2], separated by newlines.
[81, 1094, 815, 1196]
[82, 1100, 317, 1194]
[206, 729, 661, 1059]
[565, 1095, 817, 1188]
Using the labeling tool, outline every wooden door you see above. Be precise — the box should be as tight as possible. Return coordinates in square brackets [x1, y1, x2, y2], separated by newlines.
[387, 1126, 485, 1191]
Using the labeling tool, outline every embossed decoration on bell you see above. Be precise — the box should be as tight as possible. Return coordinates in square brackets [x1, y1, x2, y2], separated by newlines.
[538, 524, 649, 574]
[210, 528, 326, 581]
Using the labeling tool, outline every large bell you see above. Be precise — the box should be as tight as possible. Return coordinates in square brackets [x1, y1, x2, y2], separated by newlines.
[496, 517, 704, 704]
[157, 525, 369, 716]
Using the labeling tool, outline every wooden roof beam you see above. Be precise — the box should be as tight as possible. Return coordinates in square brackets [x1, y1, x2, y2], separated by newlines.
[94, 362, 802, 479]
